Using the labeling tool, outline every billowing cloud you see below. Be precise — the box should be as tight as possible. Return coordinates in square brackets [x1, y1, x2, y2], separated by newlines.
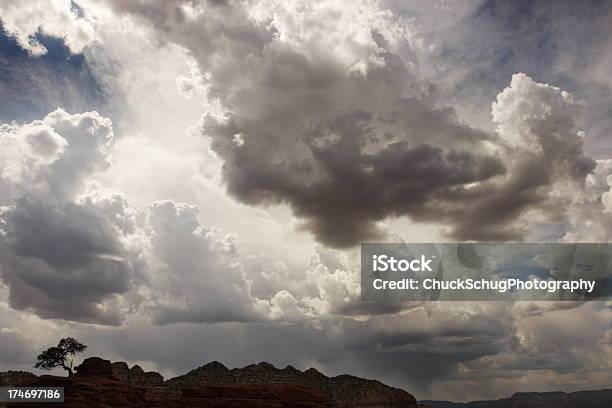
[0, 108, 312, 326]
[99, 0, 603, 247]
[0, 110, 140, 325]
[101, 0, 507, 246]
[0, 109, 113, 202]
[0, 196, 138, 325]
[144, 199, 269, 324]
[0, 0, 96, 56]
[561, 158, 612, 242]
[448, 73, 596, 240]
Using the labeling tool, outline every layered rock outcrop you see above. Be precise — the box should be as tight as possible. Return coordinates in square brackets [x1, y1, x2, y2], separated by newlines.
[3, 356, 609, 408]
[73, 357, 164, 386]
[4, 374, 331, 407]
[0, 371, 37, 386]
[111, 361, 164, 386]
[4, 358, 331, 408]
[1, 357, 422, 407]
[167, 361, 418, 408]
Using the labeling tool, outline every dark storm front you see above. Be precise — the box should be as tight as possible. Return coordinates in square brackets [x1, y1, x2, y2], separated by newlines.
[361, 243, 612, 301]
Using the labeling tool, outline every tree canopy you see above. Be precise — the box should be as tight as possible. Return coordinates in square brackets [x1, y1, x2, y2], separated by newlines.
[34, 337, 87, 376]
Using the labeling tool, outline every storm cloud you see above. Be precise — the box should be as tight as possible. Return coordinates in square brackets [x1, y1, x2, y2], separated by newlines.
[0, 109, 140, 324]
[100, 0, 601, 246]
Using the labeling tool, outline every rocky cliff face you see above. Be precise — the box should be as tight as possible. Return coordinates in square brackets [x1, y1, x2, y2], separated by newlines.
[4, 375, 332, 408]
[3, 358, 331, 408]
[166, 361, 418, 408]
[111, 361, 164, 386]
[1, 357, 419, 408]
[421, 389, 612, 408]
[3, 357, 609, 408]
[73, 357, 164, 387]
[0, 371, 37, 386]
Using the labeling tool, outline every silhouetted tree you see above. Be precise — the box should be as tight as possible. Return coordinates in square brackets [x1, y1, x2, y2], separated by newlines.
[34, 338, 87, 376]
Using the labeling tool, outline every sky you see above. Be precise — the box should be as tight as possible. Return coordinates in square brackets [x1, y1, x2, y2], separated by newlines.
[0, 0, 611, 402]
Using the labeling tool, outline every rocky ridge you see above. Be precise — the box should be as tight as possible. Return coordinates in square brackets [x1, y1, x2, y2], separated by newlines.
[0, 357, 419, 408]
[3, 357, 609, 408]
[167, 361, 418, 408]
[0, 371, 37, 387]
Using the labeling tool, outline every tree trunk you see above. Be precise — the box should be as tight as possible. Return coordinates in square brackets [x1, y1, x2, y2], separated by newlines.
[61, 363, 73, 376]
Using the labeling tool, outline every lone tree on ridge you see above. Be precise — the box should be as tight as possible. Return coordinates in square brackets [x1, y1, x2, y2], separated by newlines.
[34, 338, 87, 376]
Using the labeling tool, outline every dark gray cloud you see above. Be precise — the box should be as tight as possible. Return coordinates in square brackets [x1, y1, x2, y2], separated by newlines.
[0, 109, 140, 325]
[202, 108, 505, 247]
[200, 45, 596, 246]
[192, 31, 511, 246]
[0, 197, 135, 324]
[101, 0, 601, 246]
